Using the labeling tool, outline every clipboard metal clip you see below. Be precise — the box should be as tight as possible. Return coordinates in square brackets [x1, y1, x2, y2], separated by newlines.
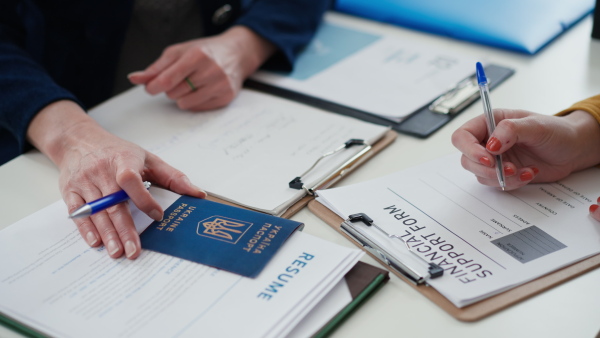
[429, 74, 485, 115]
[342, 213, 443, 285]
[289, 139, 372, 195]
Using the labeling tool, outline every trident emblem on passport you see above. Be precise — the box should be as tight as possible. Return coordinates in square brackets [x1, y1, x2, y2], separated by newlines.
[197, 216, 253, 244]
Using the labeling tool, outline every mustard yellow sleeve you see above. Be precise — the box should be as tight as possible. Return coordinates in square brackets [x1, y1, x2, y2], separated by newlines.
[555, 94, 600, 124]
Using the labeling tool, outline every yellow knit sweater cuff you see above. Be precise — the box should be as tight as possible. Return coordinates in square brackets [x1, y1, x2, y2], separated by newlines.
[556, 94, 600, 124]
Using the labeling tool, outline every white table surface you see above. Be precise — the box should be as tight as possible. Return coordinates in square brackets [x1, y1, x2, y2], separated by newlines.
[1, 11, 599, 338]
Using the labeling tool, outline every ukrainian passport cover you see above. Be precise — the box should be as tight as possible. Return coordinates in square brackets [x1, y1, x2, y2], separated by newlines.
[140, 197, 304, 278]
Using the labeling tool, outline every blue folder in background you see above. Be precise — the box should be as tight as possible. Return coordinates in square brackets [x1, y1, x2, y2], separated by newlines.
[335, 0, 594, 54]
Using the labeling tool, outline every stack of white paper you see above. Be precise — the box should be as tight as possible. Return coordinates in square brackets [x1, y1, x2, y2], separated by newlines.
[0, 189, 362, 337]
[89, 87, 390, 216]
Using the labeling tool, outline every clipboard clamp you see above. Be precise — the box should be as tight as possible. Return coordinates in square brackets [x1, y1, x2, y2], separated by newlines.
[289, 139, 372, 195]
[343, 213, 443, 284]
[429, 74, 484, 115]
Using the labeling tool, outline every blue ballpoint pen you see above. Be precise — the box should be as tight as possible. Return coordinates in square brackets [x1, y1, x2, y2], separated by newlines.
[68, 181, 151, 219]
[476, 62, 506, 191]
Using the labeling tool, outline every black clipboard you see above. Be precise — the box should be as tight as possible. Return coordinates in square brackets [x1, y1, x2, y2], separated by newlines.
[245, 64, 514, 138]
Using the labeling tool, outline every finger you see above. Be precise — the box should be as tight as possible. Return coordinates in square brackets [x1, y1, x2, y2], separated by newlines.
[144, 153, 207, 198]
[177, 80, 235, 112]
[64, 191, 101, 247]
[590, 198, 600, 222]
[451, 115, 490, 164]
[129, 46, 184, 86]
[114, 166, 163, 222]
[74, 181, 128, 259]
[495, 167, 537, 190]
[128, 71, 155, 85]
[165, 79, 195, 100]
[516, 167, 537, 184]
[165, 65, 223, 101]
[104, 202, 141, 259]
[477, 172, 528, 191]
[145, 50, 209, 95]
[89, 210, 123, 258]
[486, 114, 546, 155]
[461, 155, 517, 181]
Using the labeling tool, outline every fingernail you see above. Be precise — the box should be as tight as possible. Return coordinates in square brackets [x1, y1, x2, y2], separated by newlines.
[125, 240, 137, 259]
[86, 231, 99, 246]
[486, 137, 501, 152]
[597, 196, 600, 204]
[504, 166, 515, 176]
[532, 167, 539, 175]
[520, 171, 533, 181]
[107, 240, 120, 256]
[479, 156, 491, 167]
[150, 209, 162, 221]
[590, 204, 599, 213]
[127, 71, 144, 78]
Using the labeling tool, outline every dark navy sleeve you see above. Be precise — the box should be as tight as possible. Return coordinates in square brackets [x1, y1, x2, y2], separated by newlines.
[235, 0, 332, 71]
[0, 1, 81, 159]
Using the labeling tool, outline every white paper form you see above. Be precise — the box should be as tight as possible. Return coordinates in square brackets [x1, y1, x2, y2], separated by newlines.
[251, 19, 479, 122]
[317, 153, 600, 307]
[89, 87, 389, 215]
[0, 190, 362, 338]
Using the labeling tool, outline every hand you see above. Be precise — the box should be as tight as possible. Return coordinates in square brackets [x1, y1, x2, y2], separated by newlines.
[27, 101, 207, 259]
[451, 109, 600, 189]
[128, 26, 275, 111]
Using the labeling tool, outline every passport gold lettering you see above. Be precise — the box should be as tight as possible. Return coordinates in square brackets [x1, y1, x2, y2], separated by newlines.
[257, 252, 315, 301]
[243, 224, 284, 254]
[156, 203, 190, 231]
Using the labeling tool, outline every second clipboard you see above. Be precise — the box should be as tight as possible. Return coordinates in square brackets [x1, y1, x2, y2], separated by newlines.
[245, 64, 514, 139]
[307, 198, 600, 322]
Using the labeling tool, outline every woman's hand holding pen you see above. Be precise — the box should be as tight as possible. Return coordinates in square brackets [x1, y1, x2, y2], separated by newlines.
[452, 108, 600, 220]
[128, 26, 276, 111]
[27, 100, 207, 259]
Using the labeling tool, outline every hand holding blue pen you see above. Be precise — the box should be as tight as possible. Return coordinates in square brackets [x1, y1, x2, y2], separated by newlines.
[476, 62, 506, 190]
[69, 182, 152, 219]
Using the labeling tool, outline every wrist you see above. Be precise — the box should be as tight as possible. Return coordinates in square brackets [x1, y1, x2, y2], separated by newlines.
[563, 110, 600, 170]
[221, 25, 276, 78]
[26, 100, 105, 167]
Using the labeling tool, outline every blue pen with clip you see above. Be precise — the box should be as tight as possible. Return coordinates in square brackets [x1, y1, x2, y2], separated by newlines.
[69, 181, 151, 219]
[476, 62, 506, 191]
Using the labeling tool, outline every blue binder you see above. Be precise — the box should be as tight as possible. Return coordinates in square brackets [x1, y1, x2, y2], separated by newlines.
[335, 0, 594, 54]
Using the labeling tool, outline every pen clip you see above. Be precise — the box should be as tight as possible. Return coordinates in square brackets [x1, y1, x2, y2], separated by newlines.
[289, 139, 372, 195]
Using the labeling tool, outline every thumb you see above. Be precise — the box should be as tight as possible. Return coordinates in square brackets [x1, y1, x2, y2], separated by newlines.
[145, 153, 207, 199]
[485, 115, 545, 155]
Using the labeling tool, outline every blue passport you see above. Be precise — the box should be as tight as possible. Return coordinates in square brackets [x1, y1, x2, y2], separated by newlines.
[140, 197, 304, 278]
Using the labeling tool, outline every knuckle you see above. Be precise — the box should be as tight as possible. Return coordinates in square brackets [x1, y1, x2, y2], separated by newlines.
[99, 226, 118, 239]
[499, 119, 517, 135]
[177, 99, 190, 111]
[66, 201, 83, 214]
[155, 76, 174, 89]
[116, 168, 140, 186]
[105, 205, 124, 217]
[450, 130, 460, 147]
[166, 90, 178, 100]
[163, 45, 179, 58]
[460, 155, 470, 170]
